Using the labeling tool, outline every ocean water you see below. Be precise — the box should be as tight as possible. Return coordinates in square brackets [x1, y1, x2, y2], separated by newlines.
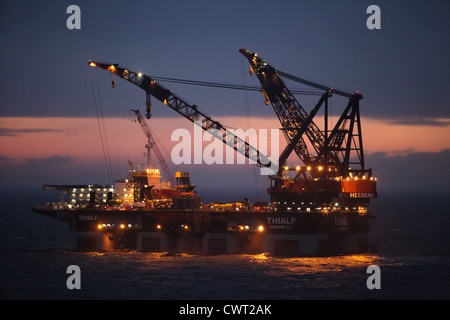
[0, 187, 449, 300]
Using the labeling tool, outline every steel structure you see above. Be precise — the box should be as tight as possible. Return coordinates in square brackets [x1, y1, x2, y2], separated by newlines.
[239, 48, 370, 179]
[32, 52, 379, 255]
[88, 50, 376, 207]
[88, 61, 271, 169]
[130, 109, 176, 187]
[239, 48, 376, 205]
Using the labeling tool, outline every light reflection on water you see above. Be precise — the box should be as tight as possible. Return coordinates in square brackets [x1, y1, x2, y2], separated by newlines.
[78, 250, 404, 281]
[2, 248, 449, 299]
[81, 250, 402, 271]
[246, 254, 382, 274]
[2, 190, 450, 299]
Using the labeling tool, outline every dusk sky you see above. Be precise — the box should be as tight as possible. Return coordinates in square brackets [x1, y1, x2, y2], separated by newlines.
[1, 0, 449, 200]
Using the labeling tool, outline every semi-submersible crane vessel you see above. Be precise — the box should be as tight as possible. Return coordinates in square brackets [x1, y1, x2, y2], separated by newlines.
[34, 48, 377, 255]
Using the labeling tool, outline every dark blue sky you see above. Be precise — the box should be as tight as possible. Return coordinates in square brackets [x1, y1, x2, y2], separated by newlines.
[1, 0, 449, 120]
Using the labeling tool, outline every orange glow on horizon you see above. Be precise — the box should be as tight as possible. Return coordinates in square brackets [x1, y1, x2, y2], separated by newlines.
[1, 116, 449, 166]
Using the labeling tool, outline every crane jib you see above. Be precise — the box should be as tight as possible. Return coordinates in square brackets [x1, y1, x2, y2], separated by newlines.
[88, 60, 274, 171]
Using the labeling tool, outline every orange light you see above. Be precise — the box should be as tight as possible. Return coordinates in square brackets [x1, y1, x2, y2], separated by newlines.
[318, 166, 323, 171]
[184, 225, 189, 230]
[97, 224, 103, 230]
[307, 166, 312, 171]
[296, 166, 301, 171]
[156, 224, 162, 230]
[258, 225, 264, 232]
[120, 224, 125, 229]
[89, 62, 96, 67]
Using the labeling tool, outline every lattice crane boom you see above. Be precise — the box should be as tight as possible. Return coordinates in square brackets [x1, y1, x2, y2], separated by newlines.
[88, 60, 273, 171]
[130, 109, 176, 187]
[239, 49, 326, 167]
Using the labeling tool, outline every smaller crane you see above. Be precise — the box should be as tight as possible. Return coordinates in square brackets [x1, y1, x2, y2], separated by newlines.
[130, 109, 176, 187]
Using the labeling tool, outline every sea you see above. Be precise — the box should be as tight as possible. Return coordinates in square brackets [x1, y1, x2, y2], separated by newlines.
[1, 187, 449, 302]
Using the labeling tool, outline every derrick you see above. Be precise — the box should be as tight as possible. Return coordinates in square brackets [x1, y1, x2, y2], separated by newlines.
[130, 109, 176, 187]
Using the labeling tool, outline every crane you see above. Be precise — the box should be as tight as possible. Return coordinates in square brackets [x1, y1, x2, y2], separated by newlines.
[239, 48, 376, 205]
[129, 108, 176, 187]
[239, 48, 370, 177]
[88, 51, 375, 207]
[88, 60, 273, 172]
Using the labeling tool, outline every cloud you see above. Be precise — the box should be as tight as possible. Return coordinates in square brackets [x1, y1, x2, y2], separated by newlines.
[366, 149, 450, 193]
[0, 155, 13, 161]
[23, 155, 74, 167]
[0, 155, 74, 171]
[387, 117, 450, 127]
[0, 127, 62, 137]
[371, 148, 417, 157]
[0, 155, 96, 188]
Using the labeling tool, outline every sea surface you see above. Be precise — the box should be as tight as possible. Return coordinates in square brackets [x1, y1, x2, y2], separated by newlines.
[1, 187, 449, 300]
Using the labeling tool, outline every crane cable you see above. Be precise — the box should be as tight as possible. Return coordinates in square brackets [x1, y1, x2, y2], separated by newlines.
[89, 67, 114, 186]
[149, 75, 323, 96]
[240, 55, 260, 200]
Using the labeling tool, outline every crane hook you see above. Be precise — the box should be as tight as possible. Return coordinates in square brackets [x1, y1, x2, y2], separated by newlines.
[146, 94, 152, 119]
[110, 72, 116, 88]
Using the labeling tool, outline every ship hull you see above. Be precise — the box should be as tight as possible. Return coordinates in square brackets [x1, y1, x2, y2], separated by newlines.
[33, 207, 376, 256]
